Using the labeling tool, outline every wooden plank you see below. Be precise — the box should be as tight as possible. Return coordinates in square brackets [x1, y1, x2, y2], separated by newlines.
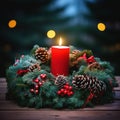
[0, 88, 7, 93]
[0, 110, 120, 120]
[114, 76, 120, 91]
[0, 78, 6, 82]
[83, 100, 120, 111]
[114, 91, 120, 100]
[114, 87, 120, 91]
[0, 93, 6, 100]
[115, 76, 120, 81]
[0, 82, 7, 86]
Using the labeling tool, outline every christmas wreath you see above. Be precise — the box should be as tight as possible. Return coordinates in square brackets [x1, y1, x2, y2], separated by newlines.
[6, 45, 118, 109]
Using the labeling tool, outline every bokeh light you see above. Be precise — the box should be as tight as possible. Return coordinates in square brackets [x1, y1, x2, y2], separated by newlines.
[97, 23, 106, 31]
[47, 30, 56, 38]
[8, 19, 17, 28]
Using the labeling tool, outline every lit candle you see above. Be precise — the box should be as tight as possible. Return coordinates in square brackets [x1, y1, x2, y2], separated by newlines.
[51, 37, 70, 76]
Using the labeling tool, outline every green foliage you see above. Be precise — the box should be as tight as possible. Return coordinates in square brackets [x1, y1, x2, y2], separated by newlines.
[30, 44, 40, 56]
[6, 45, 118, 109]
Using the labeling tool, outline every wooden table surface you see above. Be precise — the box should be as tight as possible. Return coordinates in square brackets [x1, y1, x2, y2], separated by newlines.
[0, 77, 120, 120]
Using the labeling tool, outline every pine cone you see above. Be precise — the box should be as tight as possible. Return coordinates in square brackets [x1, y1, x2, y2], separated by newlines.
[72, 50, 80, 56]
[88, 62, 103, 70]
[72, 74, 106, 95]
[35, 47, 49, 63]
[28, 63, 40, 72]
[55, 75, 67, 88]
[70, 50, 80, 67]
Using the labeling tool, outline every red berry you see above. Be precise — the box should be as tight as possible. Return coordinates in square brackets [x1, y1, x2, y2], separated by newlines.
[34, 78, 39, 83]
[67, 92, 71, 96]
[38, 82, 42, 86]
[30, 89, 34, 93]
[60, 88, 64, 93]
[70, 91, 74, 95]
[21, 55, 24, 58]
[40, 74, 47, 79]
[68, 86, 73, 90]
[35, 85, 39, 89]
[67, 91, 74, 96]
[64, 90, 67, 95]
[65, 83, 69, 86]
[35, 89, 39, 94]
[64, 85, 69, 89]
[57, 90, 61, 95]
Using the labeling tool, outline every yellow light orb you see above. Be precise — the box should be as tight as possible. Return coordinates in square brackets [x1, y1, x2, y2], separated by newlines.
[97, 23, 106, 31]
[47, 30, 56, 38]
[8, 19, 17, 28]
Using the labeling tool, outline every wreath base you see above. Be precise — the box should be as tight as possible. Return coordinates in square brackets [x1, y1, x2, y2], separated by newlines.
[6, 45, 118, 109]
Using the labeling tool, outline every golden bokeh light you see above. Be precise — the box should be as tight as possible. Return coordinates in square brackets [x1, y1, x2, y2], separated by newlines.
[47, 30, 56, 38]
[8, 19, 17, 28]
[97, 23, 106, 31]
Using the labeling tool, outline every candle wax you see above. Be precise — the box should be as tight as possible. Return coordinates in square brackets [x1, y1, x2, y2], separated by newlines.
[51, 46, 70, 76]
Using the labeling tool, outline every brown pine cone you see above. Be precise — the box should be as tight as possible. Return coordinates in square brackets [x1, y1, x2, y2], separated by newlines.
[72, 74, 106, 95]
[28, 63, 41, 72]
[70, 50, 81, 67]
[55, 75, 67, 88]
[88, 62, 103, 70]
[35, 47, 49, 63]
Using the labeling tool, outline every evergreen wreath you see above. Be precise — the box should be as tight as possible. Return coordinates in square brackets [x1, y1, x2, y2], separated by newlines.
[6, 45, 118, 109]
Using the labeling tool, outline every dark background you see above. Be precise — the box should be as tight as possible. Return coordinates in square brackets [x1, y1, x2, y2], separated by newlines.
[0, 0, 120, 77]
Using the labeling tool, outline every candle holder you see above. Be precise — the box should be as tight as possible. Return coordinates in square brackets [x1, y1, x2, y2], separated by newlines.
[6, 44, 118, 109]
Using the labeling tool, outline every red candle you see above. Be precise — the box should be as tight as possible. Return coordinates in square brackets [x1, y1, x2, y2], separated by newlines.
[51, 38, 70, 76]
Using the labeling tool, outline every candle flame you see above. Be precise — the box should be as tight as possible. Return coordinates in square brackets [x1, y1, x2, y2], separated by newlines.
[59, 37, 62, 46]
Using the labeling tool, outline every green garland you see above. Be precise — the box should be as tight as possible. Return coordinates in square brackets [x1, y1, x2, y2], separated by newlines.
[6, 45, 118, 109]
